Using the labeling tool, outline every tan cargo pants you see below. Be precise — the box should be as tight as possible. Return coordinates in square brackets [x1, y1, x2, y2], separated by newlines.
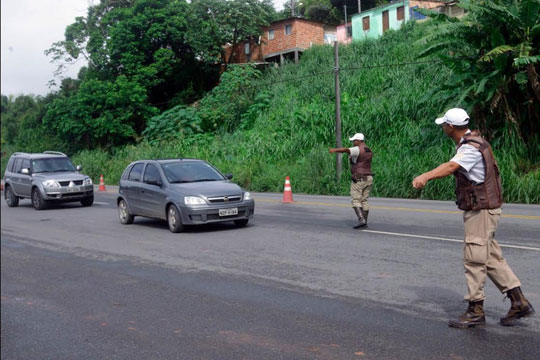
[350, 176, 373, 210]
[463, 207, 521, 301]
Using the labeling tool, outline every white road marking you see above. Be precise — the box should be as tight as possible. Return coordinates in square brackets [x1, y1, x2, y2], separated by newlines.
[94, 202, 110, 205]
[363, 230, 540, 252]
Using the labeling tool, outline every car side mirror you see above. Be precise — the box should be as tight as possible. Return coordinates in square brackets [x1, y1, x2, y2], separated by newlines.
[225, 173, 233, 180]
[21, 168, 30, 175]
[76, 165, 83, 171]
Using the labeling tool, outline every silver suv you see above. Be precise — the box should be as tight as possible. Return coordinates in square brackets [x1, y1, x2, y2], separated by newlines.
[3, 151, 94, 210]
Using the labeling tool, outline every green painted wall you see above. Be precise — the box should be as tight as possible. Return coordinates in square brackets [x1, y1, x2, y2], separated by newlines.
[352, 1, 410, 40]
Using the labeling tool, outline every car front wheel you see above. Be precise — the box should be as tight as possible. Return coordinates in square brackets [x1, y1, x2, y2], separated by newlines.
[167, 204, 184, 233]
[4, 186, 19, 207]
[118, 199, 134, 224]
[81, 195, 94, 207]
[32, 188, 48, 210]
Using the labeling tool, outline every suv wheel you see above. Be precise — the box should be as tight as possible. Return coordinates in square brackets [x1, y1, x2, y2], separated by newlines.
[118, 199, 134, 224]
[167, 204, 184, 233]
[81, 195, 94, 207]
[234, 219, 249, 227]
[32, 188, 48, 210]
[4, 186, 19, 207]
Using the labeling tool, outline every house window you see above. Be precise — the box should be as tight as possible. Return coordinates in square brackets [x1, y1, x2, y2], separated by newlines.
[397, 6, 405, 20]
[268, 29, 274, 40]
[244, 43, 250, 55]
[362, 16, 370, 31]
[285, 24, 292, 35]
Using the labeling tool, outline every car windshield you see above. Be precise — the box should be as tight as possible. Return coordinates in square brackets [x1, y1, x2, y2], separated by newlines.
[32, 157, 76, 173]
[162, 161, 224, 183]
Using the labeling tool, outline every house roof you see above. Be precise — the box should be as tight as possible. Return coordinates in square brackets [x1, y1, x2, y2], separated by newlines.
[264, 17, 325, 29]
[354, 0, 408, 17]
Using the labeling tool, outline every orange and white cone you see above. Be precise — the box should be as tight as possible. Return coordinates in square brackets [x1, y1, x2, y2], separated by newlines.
[98, 174, 106, 191]
[282, 176, 293, 203]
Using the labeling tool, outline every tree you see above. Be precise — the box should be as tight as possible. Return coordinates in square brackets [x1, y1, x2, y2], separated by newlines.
[43, 0, 223, 151]
[43, 76, 159, 149]
[416, 0, 540, 152]
[189, 0, 276, 65]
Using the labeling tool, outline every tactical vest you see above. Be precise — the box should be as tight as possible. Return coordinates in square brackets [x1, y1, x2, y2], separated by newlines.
[350, 144, 373, 176]
[454, 135, 503, 210]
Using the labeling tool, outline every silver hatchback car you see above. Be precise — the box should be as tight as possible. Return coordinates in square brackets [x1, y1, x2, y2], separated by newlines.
[117, 159, 255, 232]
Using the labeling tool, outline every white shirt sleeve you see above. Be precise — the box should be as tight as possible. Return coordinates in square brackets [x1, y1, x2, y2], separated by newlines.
[450, 144, 483, 172]
[349, 146, 360, 163]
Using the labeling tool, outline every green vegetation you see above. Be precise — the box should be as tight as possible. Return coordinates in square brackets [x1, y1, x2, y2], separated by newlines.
[2, 0, 539, 204]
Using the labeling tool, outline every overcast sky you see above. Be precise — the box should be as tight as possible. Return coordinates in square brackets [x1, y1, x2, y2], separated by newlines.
[1, 0, 288, 97]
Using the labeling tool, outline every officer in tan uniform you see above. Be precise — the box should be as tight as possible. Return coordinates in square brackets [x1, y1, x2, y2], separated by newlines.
[412, 108, 535, 328]
[329, 133, 373, 229]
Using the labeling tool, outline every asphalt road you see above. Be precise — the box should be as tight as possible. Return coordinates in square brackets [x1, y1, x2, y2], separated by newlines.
[2, 189, 539, 359]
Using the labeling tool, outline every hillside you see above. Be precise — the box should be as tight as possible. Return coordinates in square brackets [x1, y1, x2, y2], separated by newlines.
[67, 22, 538, 203]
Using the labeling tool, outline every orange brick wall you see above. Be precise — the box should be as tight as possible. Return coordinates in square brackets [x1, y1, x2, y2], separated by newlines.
[223, 19, 326, 64]
[223, 39, 264, 63]
[261, 19, 325, 57]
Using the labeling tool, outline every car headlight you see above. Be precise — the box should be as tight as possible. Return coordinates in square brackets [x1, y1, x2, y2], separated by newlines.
[184, 196, 206, 205]
[243, 192, 252, 200]
[42, 180, 60, 188]
[84, 177, 93, 185]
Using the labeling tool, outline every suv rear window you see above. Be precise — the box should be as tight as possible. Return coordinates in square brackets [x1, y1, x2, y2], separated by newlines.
[128, 163, 144, 181]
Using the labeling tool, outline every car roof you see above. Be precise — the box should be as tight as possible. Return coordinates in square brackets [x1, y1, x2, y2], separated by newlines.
[12, 152, 69, 160]
[130, 159, 203, 165]
[156, 159, 202, 164]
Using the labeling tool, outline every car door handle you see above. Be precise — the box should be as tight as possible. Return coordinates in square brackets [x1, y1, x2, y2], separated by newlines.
[141, 189, 145, 193]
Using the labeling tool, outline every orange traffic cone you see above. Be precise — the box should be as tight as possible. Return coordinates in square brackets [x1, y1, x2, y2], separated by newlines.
[282, 176, 293, 203]
[98, 174, 106, 191]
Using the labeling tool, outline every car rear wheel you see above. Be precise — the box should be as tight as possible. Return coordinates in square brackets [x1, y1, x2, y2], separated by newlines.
[233, 219, 249, 227]
[81, 195, 94, 207]
[4, 186, 19, 207]
[167, 204, 184, 233]
[32, 188, 48, 210]
[118, 199, 134, 224]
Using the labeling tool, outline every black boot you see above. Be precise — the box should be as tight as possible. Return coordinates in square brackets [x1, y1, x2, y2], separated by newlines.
[353, 207, 366, 229]
[448, 301, 486, 328]
[362, 209, 369, 226]
[500, 287, 535, 326]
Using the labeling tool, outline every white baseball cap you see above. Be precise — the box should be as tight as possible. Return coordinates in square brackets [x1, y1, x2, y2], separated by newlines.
[435, 108, 470, 126]
[349, 133, 365, 141]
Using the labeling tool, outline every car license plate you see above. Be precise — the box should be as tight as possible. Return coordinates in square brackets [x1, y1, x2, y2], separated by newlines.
[219, 208, 238, 216]
[67, 186, 79, 192]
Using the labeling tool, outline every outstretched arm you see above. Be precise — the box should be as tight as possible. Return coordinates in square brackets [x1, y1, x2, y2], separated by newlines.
[329, 147, 351, 154]
[412, 161, 461, 189]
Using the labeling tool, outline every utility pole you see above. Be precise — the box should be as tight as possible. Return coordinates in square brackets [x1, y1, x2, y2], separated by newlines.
[334, 41, 342, 181]
[343, 4, 348, 37]
[358, 0, 361, 13]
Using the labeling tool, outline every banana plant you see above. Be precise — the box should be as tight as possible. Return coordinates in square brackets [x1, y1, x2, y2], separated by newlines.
[415, 0, 540, 152]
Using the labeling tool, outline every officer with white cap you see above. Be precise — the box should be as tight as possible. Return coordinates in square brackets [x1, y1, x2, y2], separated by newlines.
[413, 108, 534, 328]
[329, 132, 373, 228]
